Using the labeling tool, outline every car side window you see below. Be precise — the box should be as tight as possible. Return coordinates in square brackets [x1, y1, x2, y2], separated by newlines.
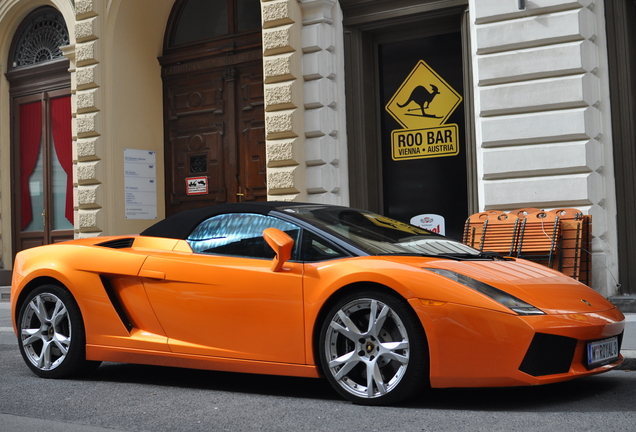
[187, 213, 300, 260]
[300, 231, 348, 262]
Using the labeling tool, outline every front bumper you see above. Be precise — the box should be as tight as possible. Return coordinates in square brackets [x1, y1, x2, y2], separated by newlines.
[409, 300, 625, 388]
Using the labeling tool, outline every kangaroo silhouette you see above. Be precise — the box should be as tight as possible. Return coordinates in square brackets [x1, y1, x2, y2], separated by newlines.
[397, 84, 440, 117]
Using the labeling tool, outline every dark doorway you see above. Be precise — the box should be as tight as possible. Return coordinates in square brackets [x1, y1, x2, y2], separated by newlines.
[161, 0, 265, 217]
[378, 32, 468, 239]
[342, 1, 475, 240]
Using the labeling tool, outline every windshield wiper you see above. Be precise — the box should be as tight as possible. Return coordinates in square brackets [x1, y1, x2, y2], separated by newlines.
[477, 251, 514, 260]
[377, 251, 513, 261]
[377, 252, 476, 260]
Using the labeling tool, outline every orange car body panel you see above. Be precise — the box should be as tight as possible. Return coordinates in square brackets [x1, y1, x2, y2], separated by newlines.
[11, 235, 625, 385]
[139, 253, 305, 363]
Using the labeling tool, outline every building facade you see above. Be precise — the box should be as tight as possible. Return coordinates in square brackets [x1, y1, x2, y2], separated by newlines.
[0, 0, 634, 298]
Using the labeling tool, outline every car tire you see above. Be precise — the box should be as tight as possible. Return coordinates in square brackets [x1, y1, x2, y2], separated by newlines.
[17, 284, 100, 378]
[318, 289, 429, 405]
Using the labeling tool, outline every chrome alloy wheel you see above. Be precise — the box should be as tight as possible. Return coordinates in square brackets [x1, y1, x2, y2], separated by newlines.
[20, 292, 72, 371]
[324, 298, 411, 399]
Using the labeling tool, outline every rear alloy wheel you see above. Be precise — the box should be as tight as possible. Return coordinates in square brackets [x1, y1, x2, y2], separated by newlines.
[17, 284, 99, 378]
[319, 290, 428, 405]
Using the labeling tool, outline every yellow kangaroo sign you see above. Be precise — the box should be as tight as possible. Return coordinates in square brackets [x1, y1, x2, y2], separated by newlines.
[385, 60, 462, 161]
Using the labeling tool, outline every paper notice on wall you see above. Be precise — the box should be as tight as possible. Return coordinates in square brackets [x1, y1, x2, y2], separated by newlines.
[124, 149, 157, 219]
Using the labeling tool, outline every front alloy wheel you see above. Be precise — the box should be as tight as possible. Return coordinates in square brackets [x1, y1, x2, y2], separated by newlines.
[319, 290, 428, 405]
[17, 284, 98, 378]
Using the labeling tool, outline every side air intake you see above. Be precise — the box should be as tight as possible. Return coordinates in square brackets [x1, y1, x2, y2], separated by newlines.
[97, 238, 135, 249]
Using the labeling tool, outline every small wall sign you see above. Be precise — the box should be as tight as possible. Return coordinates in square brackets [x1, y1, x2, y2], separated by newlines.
[410, 213, 445, 235]
[186, 176, 208, 195]
[124, 149, 157, 219]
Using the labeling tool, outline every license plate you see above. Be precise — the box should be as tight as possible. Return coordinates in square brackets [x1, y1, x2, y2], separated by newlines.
[586, 337, 619, 369]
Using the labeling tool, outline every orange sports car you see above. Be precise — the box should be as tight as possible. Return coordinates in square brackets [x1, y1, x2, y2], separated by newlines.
[11, 202, 625, 405]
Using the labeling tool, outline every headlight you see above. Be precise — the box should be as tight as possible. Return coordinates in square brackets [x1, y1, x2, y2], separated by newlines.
[424, 268, 545, 316]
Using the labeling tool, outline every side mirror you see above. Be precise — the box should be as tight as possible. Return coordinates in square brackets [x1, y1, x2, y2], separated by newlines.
[263, 228, 294, 272]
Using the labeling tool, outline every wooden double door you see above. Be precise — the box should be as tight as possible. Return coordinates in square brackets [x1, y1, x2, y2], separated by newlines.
[12, 87, 74, 253]
[163, 59, 266, 216]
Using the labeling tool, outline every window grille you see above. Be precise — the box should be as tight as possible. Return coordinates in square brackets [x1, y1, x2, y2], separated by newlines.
[12, 9, 69, 69]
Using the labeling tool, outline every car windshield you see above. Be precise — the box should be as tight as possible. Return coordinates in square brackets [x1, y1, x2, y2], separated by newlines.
[282, 206, 481, 257]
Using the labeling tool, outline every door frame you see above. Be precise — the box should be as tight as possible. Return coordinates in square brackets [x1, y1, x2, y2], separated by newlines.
[6, 58, 72, 261]
[604, 0, 636, 295]
[340, 0, 476, 215]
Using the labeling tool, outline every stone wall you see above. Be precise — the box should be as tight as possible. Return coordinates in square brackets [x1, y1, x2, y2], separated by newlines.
[73, 0, 103, 237]
[471, 0, 619, 295]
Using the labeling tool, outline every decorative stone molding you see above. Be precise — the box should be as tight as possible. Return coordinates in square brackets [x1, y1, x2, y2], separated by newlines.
[75, 40, 99, 66]
[481, 106, 602, 147]
[266, 138, 302, 167]
[76, 137, 101, 161]
[76, 64, 100, 90]
[472, 0, 614, 295]
[267, 166, 301, 195]
[77, 208, 103, 233]
[474, 0, 594, 25]
[262, 0, 306, 199]
[478, 40, 598, 85]
[77, 184, 102, 208]
[299, 0, 336, 24]
[76, 160, 101, 184]
[72, 1, 103, 238]
[265, 110, 300, 139]
[75, 16, 99, 43]
[264, 81, 296, 111]
[75, 112, 100, 137]
[75, 0, 98, 20]
[479, 73, 600, 116]
[262, 0, 300, 29]
[263, 53, 301, 84]
[482, 139, 602, 180]
[76, 87, 100, 113]
[476, 7, 596, 54]
[299, 0, 348, 205]
[263, 25, 298, 56]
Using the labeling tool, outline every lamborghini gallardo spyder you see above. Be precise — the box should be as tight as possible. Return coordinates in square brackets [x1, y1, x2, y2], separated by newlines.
[11, 202, 625, 405]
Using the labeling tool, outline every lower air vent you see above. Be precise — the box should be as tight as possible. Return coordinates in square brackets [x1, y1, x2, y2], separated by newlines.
[97, 238, 135, 249]
[519, 333, 577, 376]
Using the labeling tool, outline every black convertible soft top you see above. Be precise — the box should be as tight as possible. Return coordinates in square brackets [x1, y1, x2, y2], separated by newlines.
[140, 202, 304, 240]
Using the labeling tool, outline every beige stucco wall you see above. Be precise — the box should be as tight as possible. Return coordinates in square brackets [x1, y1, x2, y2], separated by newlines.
[100, 0, 171, 235]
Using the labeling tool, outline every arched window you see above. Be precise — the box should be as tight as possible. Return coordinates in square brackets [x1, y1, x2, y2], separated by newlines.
[167, 0, 261, 48]
[11, 8, 69, 69]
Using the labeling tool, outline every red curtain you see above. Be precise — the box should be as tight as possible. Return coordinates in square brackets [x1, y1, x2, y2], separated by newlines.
[19, 101, 43, 230]
[50, 96, 74, 225]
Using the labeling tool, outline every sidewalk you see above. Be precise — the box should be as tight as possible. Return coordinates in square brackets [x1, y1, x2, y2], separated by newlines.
[1, 286, 635, 369]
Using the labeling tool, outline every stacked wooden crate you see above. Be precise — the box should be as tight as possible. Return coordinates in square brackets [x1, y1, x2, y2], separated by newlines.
[462, 208, 592, 285]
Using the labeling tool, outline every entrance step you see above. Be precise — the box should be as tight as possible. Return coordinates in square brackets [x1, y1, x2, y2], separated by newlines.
[0, 286, 10, 302]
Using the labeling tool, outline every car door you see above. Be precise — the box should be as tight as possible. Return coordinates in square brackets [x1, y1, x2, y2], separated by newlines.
[140, 213, 305, 364]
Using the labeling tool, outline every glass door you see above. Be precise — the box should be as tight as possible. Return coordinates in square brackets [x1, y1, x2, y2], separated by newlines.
[378, 32, 469, 240]
[13, 89, 74, 252]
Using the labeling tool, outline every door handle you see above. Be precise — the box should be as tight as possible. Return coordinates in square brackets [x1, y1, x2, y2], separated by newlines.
[138, 269, 165, 280]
